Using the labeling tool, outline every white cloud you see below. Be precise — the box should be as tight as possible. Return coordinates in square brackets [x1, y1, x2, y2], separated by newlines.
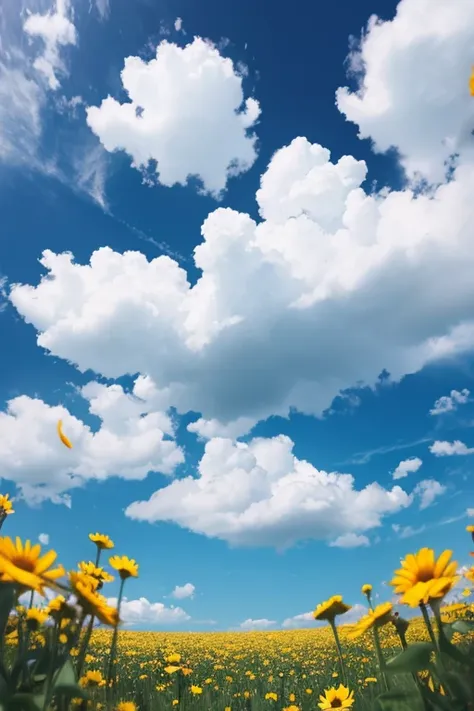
[392, 523, 426, 539]
[430, 388, 470, 415]
[413, 479, 446, 509]
[171, 583, 195, 599]
[330, 532, 370, 548]
[174, 17, 183, 32]
[93, 0, 110, 20]
[392, 456, 423, 480]
[85, 37, 261, 196]
[10, 126, 474, 438]
[281, 611, 314, 629]
[187, 416, 257, 441]
[336, 0, 474, 184]
[430, 440, 474, 456]
[239, 618, 276, 631]
[0, 377, 183, 505]
[125, 434, 412, 548]
[38, 533, 49, 545]
[467, 508, 474, 517]
[24, 0, 77, 91]
[107, 596, 190, 625]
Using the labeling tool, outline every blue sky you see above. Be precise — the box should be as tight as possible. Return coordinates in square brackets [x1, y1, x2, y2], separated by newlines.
[1, 0, 474, 631]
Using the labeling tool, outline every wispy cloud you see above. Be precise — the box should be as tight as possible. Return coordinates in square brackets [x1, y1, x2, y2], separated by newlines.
[342, 437, 432, 466]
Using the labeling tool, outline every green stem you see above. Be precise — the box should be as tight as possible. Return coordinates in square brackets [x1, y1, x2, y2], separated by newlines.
[420, 604, 438, 650]
[372, 626, 389, 693]
[95, 547, 102, 567]
[106, 577, 125, 698]
[76, 615, 95, 678]
[43, 619, 60, 711]
[329, 620, 347, 686]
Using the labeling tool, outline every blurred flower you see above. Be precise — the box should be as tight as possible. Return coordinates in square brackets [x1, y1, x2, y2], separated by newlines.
[89, 533, 114, 550]
[347, 603, 393, 640]
[0, 538, 64, 594]
[391, 548, 458, 606]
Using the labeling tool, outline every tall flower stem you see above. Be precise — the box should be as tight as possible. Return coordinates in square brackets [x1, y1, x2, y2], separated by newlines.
[95, 548, 102, 567]
[76, 615, 95, 678]
[372, 627, 389, 693]
[329, 620, 347, 686]
[106, 578, 125, 699]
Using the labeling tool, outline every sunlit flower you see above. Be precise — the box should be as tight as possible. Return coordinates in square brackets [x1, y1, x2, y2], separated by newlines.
[80, 670, 106, 687]
[265, 692, 278, 701]
[313, 596, 351, 622]
[116, 703, 137, 711]
[391, 548, 458, 606]
[0, 537, 65, 593]
[0, 494, 14, 519]
[89, 533, 114, 550]
[190, 685, 203, 695]
[109, 555, 139, 580]
[79, 561, 114, 586]
[69, 571, 119, 626]
[347, 602, 393, 640]
[25, 607, 49, 630]
[361, 584, 372, 595]
[318, 685, 354, 710]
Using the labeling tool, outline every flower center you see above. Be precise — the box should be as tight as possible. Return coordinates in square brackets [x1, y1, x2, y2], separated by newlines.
[11, 555, 36, 572]
[331, 701, 342, 708]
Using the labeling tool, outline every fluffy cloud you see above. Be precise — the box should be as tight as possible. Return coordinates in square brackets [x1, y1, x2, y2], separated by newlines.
[86, 37, 260, 196]
[23, 0, 77, 90]
[125, 434, 412, 548]
[171, 583, 195, 599]
[392, 457, 423, 480]
[0, 378, 183, 504]
[329, 532, 370, 548]
[336, 0, 474, 184]
[430, 440, 474, 456]
[9, 123, 474, 436]
[107, 597, 190, 625]
[38, 533, 50, 545]
[239, 618, 276, 631]
[413, 479, 446, 509]
[430, 389, 470, 415]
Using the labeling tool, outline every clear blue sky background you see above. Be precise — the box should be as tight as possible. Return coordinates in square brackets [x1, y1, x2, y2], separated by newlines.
[0, 0, 473, 631]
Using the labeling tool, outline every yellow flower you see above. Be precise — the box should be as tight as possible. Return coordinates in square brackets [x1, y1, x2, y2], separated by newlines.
[305, 689, 313, 695]
[365, 678, 377, 684]
[313, 596, 351, 622]
[0, 494, 14, 517]
[190, 685, 203, 695]
[0, 537, 65, 594]
[109, 555, 139, 580]
[26, 607, 49, 629]
[166, 653, 181, 663]
[265, 693, 278, 701]
[361, 584, 372, 595]
[318, 685, 354, 710]
[347, 602, 393, 639]
[289, 694, 296, 702]
[69, 571, 119, 626]
[116, 703, 137, 711]
[89, 533, 114, 550]
[78, 561, 114, 585]
[172, 702, 179, 707]
[80, 670, 106, 688]
[391, 548, 458, 606]
[283, 706, 299, 711]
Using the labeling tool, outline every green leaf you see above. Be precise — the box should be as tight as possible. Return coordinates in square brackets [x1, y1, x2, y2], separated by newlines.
[52, 659, 76, 688]
[438, 627, 471, 665]
[0, 585, 15, 634]
[376, 690, 424, 711]
[386, 642, 434, 673]
[451, 620, 474, 634]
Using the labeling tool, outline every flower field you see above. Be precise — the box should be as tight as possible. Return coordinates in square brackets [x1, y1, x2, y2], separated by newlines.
[0, 493, 474, 710]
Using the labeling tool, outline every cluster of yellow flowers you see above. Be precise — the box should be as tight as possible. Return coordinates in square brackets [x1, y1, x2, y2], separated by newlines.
[0, 490, 473, 711]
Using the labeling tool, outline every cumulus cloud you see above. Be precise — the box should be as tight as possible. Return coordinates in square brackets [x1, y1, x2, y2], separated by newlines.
[430, 388, 470, 415]
[239, 618, 276, 631]
[413, 479, 446, 509]
[392, 457, 423, 480]
[9, 122, 474, 438]
[0, 377, 183, 504]
[283, 603, 367, 629]
[107, 596, 190, 625]
[174, 17, 183, 32]
[336, 0, 474, 184]
[171, 583, 195, 599]
[38, 533, 50, 545]
[125, 434, 412, 549]
[430, 440, 474, 456]
[329, 532, 370, 548]
[24, 0, 77, 90]
[86, 37, 261, 196]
